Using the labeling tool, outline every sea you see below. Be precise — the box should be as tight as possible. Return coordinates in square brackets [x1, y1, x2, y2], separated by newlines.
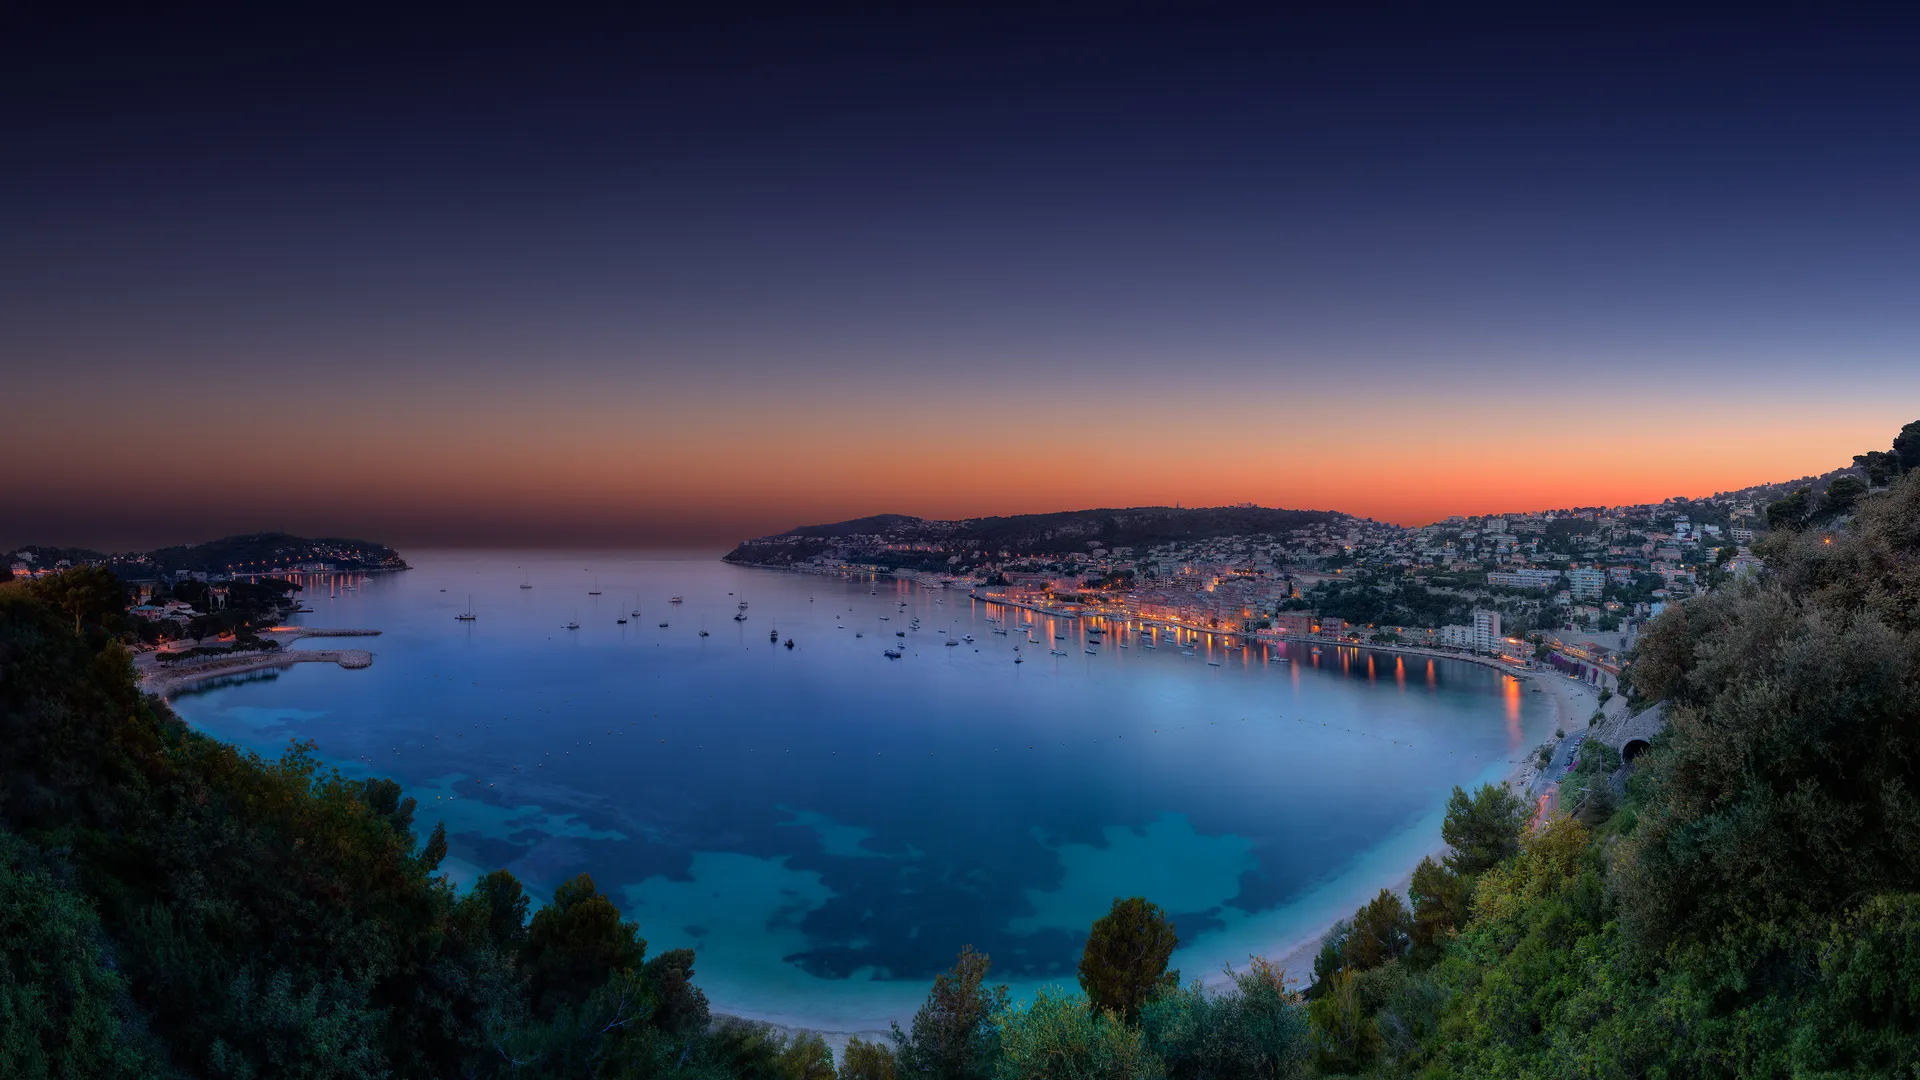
[169, 550, 1548, 1030]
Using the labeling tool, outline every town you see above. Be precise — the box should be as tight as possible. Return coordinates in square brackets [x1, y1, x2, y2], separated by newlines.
[723, 467, 1865, 687]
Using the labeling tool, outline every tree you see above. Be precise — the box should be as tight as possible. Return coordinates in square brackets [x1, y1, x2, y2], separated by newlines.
[1407, 857, 1466, 964]
[27, 565, 125, 635]
[419, 821, 447, 872]
[777, 1031, 838, 1079]
[1342, 890, 1411, 971]
[1304, 968, 1380, 1074]
[841, 1036, 899, 1080]
[1853, 449, 1900, 487]
[520, 874, 646, 1015]
[1821, 475, 1868, 517]
[1440, 783, 1530, 876]
[1139, 958, 1310, 1080]
[1078, 897, 1180, 1023]
[1894, 419, 1920, 473]
[1766, 487, 1812, 531]
[992, 988, 1158, 1080]
[469, 869, 530, 950]
[1576, 781, 1616, 826]
[1310, 920, 1349, 989]
[892, 945, 1007, 1080]
[358, 777, 416, 836]
[641, 947, 710, 1035]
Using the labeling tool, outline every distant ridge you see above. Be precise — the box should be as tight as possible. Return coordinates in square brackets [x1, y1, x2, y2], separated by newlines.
[7, 531, 408, 578]
[724, 504, 1350, 568]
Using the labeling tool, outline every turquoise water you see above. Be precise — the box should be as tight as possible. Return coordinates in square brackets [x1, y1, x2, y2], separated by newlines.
[171, 551, 1545, 1028]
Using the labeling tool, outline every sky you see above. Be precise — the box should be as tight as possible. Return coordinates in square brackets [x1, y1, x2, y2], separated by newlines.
[4, 9, 1918, 550]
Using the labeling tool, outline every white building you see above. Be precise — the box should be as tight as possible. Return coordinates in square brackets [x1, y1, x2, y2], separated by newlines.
[1442, 611, 1504, 653]
[1487, 568, 1562, 589]
[1567, 568, 1605, 600]
[1473, 610, 1502, 652]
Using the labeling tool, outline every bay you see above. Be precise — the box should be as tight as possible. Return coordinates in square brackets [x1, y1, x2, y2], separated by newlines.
[170, 550, 1549, 1029]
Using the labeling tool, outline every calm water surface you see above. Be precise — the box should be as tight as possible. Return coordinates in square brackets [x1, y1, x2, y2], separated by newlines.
[172, 551, 1546, 1027]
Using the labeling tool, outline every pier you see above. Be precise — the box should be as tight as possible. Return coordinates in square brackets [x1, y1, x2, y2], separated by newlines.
[139, 627, 381, 698]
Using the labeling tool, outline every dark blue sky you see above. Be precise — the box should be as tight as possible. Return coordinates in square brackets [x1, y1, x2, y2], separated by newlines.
[5, 9, 1917, 547]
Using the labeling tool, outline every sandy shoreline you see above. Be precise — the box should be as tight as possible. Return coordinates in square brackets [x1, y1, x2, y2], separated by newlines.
[724, 665, 1598, 1038]
[1261, 669, 1597, 986]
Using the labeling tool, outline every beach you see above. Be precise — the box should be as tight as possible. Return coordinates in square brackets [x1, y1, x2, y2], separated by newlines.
[1267, 665, 1599, 988]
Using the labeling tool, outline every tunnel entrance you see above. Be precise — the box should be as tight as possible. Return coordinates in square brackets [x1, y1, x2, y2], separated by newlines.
[1622, 738, 1650, 765]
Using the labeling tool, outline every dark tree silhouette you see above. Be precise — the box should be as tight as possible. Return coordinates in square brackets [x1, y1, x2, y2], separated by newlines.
[1078, 896, 1180, 1022]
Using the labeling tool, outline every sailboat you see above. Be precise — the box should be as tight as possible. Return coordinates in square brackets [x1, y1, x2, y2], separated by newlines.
[564, 610, 580, 630]
[587, 572, 601, 596]
[455, 596, 476, 621]
[520, 569, 532, 589]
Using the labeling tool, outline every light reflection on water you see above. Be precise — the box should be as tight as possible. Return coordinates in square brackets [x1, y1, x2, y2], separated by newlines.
[174, 551, 1548, 1028]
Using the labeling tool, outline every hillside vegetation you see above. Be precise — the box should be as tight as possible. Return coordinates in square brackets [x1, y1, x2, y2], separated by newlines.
[1289, 464, 1920, 1078]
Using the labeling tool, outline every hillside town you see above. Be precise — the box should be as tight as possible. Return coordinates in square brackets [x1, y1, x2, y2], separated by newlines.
[4, 532, 405, 647]
[6, 532, 406, 584]
[725, 486, 1800, 686]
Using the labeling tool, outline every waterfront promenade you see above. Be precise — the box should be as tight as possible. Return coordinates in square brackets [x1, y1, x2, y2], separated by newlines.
[137, 627, 380, 698]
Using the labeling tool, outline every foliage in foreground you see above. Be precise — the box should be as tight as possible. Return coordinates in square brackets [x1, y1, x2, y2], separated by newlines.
[1291, 461, 1920, 1078]
[0, 578, 831, 1078]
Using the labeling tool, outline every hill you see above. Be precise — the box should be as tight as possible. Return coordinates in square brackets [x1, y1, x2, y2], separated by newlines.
[7, 532, 407, 579]
[724, 504, 1351, 569]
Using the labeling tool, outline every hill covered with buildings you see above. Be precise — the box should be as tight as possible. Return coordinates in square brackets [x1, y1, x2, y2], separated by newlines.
[723, 505, 1355, 572]
[7, 531, 407, 582]
[723, 424, 1920, 683]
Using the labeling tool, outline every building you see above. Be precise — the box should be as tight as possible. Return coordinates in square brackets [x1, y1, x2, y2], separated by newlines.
[1566, 568, 1605, 600]
[1270, 611, 1313, 636]
[1317, 616, 1348, 637]
[1472, 610, 1502, 652]
[1487, 568, 1562, 590]
[1439, 611, 1503, 654]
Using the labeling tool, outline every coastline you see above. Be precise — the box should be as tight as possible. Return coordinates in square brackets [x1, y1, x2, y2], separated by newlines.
[137, 626, 380, 699]
[726, 555, 1592, 1007]
[731, 559, 1540, 683]
[1263, 668, 1593, 990]
[718, 664, 1586, 1028]
[157, 556, 1588, 1035]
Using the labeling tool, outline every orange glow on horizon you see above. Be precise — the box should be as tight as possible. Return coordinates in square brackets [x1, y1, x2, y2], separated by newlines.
[6, 381, 1907, 548]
